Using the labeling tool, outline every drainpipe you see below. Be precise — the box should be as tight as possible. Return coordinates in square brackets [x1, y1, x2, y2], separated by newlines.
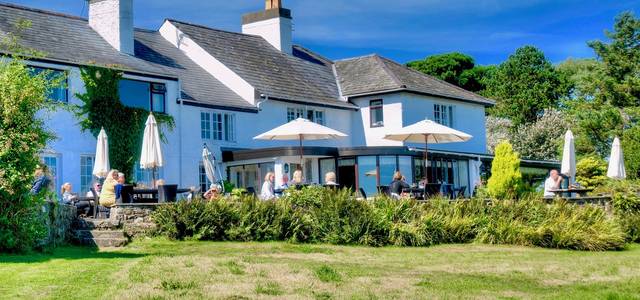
[177, 79, 184, 187]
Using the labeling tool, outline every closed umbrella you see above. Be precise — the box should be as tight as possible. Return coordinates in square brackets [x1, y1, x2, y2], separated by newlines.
[254, 118, 348, 166]
[384, 119, 472, 183]
[561, 130, 576, 185]
[92, 127, 110, 178]
[607, 137, 626, 179]
[140, 113, 164, 187]
[202, 144, 225, 192]
[469, 158, 482, 195]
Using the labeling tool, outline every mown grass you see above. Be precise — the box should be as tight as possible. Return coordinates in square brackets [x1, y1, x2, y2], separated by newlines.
[1, 238, 640, 299]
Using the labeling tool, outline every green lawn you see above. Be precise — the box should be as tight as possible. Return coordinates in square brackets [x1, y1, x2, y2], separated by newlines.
[1, 239, 640, 299]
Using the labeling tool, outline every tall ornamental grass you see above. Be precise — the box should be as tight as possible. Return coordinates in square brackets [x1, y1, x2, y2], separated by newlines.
[152, 186, 627, 251]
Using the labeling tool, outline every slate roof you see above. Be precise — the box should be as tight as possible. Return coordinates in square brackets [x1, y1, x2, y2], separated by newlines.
[0, 3, 171, 78]
[334, 55, 495, 106]
[0, 3, 252, 110]
[133, 29, 254, 110]
[168, 20, 356, 109]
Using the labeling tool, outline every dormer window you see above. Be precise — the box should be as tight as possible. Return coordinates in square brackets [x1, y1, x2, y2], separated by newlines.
[370, 99, 384, 127]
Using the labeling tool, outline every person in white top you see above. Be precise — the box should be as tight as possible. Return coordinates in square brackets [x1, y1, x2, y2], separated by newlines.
[544, 169, 564, 197]
[260, 172, 276, 200]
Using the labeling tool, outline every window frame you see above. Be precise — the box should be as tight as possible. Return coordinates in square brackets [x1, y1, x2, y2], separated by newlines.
[118, 78, 167, 113]
[29, 66, 69, 103]
[434, 103, 455, 127]
[200, 112, 211, 140]
[80, 155, 95, 195]
[369, 99, 384, 128]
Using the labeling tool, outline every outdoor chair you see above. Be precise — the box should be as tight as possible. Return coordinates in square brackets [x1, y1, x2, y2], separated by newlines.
[120, 185, 134, 203]
[424, 184, 442, 199]
[358, 187, 367, 199]
[246, 187, 257, 196]
[377, 185, 390, 196]
[158, 184, 178, 203]
[90, 187, 109, 219]
[456, 186, 467, 198]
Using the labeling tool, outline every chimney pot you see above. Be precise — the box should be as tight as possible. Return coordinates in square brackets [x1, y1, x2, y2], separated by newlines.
[88, 0, 134, 55]
[265, 0, 282, 10]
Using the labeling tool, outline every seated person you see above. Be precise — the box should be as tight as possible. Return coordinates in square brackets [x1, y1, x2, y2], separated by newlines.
[544, 169, 564, 197]
[280, 174, 290, 190]
[99, 170, 119, 208]
[61, 182, 91, 216]
[115, 172, 125, 200]
[324, 172, 338, 186]
[204, 184, 220, 200]
[389, 171, 410, 199]
[86, 181, 101, 197]
[291, 170, 305, 186]
[260, 172, 276, 200]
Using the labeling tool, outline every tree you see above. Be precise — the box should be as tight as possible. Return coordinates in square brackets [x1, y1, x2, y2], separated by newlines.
[484, 46, 568, 126]
[486, 110, 568, 161]
[487, 142, 523, 199]
[575, 155, 608, 189]
[0, 20, 56, 252]
[407, 52, 491, 92]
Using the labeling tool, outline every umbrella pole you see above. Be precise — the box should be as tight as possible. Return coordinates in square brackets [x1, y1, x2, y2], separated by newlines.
[424, 134, 429, 184]
[152, 166, 157, 188]
[299, 134, 303, 170]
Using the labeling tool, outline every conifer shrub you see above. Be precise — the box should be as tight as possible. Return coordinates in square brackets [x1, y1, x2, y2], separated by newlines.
[152, 186, 628, 251]
[487, 142, 524, 199]
[576, 155, 608, 188]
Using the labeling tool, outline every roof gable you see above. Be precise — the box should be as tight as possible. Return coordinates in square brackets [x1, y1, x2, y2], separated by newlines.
[335, 54, 495, 106]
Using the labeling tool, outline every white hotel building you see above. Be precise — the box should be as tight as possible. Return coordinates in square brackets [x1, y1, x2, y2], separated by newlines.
[0, 0, 555, 197]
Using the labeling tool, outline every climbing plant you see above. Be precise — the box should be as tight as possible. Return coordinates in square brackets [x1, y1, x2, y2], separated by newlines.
[74, 66, 174, 182]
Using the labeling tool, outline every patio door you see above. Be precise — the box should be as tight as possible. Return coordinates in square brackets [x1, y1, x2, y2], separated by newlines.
[337, 158, 356, 191]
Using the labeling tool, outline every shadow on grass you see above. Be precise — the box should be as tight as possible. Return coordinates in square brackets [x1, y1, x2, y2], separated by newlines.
[0, 245, 147, 264]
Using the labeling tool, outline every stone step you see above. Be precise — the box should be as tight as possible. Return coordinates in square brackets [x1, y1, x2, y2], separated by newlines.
[79, 237, 129, 248]
[74, 229, 126, 240]
[73, 218, 120, 230]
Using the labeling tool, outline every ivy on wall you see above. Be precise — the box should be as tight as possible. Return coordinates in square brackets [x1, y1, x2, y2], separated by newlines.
[74, 65, 174, 182]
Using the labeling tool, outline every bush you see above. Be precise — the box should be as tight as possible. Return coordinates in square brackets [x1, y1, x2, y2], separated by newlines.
[0, 49, 56, 252]
[595, 180, 640, 242]
[576, 155, 608, 188]
[152, 186, 627, 251]
[487, 142, 524, 199]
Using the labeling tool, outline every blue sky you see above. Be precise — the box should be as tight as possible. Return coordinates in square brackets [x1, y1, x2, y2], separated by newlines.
[5, 0, 640, 65]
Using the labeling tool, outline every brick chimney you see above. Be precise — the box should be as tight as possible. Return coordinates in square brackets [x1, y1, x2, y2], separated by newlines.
[242, 0, 292, 54]
[88, 0, 134, 55]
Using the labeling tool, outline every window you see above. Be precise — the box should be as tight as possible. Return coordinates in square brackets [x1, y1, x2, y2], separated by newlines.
[30, 67, 68, 102]
[133, 162, 152, 187]
[201, 112, 211, 139]
[287, 107, 324, 125]
[209, 112, 235, 142]
[80, 156, 95, 195]
[199, 164, 211, 193]
[319, 158, 336, 184]
[224, 113, 236, 142]
[41, 155, 58, 196]
[118, 79, 166, 113]
[357, 156, 378, 197]
[370, 100, 384, 127]
[434, 104, 454, 127]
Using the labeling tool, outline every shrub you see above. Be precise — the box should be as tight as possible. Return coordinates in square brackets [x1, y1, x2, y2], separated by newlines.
[152, 186, 627, 251]
[595, 180, 640, 242]
[576, 155, 608, 188]
[487, 142, 524, 199]
[0, 37, 56, 252]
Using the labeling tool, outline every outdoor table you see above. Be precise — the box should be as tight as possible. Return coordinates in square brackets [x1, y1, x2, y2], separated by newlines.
[131, 188, 159, 203]
[549, 188, 594, 197]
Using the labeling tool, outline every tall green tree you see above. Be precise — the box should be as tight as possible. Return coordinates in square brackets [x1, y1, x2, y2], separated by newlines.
[484, 46, 568, 126]
[406, 52, 491, 92]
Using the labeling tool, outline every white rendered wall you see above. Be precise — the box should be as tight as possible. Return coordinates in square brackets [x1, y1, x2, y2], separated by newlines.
[33, 61, 181, 194]
[242, 17, 293, 54]
[351, 92, 488, 154]
[88, 0, 134, 54]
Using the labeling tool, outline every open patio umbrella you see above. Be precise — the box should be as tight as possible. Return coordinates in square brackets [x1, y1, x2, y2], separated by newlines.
[92, 127, 110, 179]
[561, 130, 576, 185]
[607, 137, 626, 180]
[140, 113, 164, 187]
[253, 118, 348, 166]
[383, 119, 472, 183]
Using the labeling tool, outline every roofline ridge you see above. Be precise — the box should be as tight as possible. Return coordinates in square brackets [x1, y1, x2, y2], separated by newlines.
[334, 53, 378, 62]
[375, 55, 405, 89]
[165, 18, 262, 39]
[0, 1, 87, 21]
[379, 55, 495, 104]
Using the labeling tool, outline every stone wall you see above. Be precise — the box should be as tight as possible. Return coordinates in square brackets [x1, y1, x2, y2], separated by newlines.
[42, 201, 76, 247]
[110, 203, 164, 238]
